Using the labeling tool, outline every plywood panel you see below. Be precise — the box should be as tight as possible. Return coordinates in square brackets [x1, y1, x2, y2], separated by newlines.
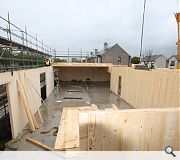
[52, 62, 112, 68]
[110, 67, 180, 109]
[87, 108, 179, 151]
[54, 105, 99, 151]
[0, 67, 54, 138]
[58, 67, 110, 81]
[54, 109, 79, 150]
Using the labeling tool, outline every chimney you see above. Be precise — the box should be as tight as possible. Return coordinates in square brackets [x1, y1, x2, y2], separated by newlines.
[95, 49, 98, 54]
[104, 42, 108, 50]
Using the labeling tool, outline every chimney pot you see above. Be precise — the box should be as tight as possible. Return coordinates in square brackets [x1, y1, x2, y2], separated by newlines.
[95, 49, 98, 54]
[104, 42, 108, 50]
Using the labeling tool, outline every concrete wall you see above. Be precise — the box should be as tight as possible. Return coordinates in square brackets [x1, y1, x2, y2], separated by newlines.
[110, 67, 180, 109]
[58, 67, 110, 81]
[0, 67, 54, 138]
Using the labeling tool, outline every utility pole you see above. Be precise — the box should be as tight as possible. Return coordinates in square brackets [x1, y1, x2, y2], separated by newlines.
[175, 13, 180, 69]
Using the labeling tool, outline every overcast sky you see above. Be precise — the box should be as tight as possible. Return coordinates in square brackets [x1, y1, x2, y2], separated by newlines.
[0, 0, 179, 57]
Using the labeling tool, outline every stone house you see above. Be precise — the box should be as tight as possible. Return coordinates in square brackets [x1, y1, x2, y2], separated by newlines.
[86, 42, 131, 65]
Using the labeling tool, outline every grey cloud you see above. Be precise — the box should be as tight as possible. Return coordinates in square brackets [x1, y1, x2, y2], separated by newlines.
[0, 0, 178, 57]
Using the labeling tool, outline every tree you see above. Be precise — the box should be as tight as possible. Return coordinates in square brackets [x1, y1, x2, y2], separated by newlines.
[142, 49, 153, 65]
[131, 56, 140, 64]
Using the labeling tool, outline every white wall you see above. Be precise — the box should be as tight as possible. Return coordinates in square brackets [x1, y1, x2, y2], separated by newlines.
[155, 56, 167, 68]
[0, 67, 54, 138]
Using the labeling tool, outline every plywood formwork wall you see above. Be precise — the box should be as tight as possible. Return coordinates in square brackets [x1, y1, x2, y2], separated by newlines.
[110, 67, 180, 108]
[86, 108, 179, 151]
[0, 67, 54, 138]
[58, 67, 110, 81]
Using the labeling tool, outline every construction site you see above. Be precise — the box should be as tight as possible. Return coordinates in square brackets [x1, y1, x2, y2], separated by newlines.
[0, 2, 180, 153]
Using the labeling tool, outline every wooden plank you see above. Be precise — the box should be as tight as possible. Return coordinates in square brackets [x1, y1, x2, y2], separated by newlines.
[78, 105, 98, 150]
[101, 104, 119, 112]
[26, 137, 53, 151]
[88, 114, 96, 151]
[28, 107, 39, 129]
[18, 73, 39, 129]
[87, 108, 179, 151]
[79, 112, 89, 151]
[54, 109, 79, 150]
[24, 73, 43, 123]
[90, 104, 98, 110]
[17, 80, 35, 131]
[6, 82, 16, 139]
[52, 62, 112, 68]
[54, 106, 99, 151]
[111, 104, 119, 111]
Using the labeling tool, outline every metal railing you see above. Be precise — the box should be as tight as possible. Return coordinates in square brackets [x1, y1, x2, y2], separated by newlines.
[0, 13, 55, 71]
[54, 50, 94, 62]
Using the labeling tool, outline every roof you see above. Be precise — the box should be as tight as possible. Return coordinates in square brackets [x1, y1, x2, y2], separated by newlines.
[167, 55, 178, 60]
[142, 55, 166, 62]
[96, 43, 130, 56]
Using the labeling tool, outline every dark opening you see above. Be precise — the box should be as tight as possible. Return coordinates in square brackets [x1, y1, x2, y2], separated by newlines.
[0, 84, 12, 150]
[40, 73, 47, 101]
[118, 76, 121, 96]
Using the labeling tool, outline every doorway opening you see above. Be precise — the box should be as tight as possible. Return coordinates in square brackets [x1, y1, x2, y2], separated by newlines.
[118, 76, 121, 96]
[40, 73, 47, 102]
[0, 84, 12, 150]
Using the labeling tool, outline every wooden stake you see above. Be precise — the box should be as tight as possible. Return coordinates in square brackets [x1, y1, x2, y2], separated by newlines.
[26, 137, 53, 151]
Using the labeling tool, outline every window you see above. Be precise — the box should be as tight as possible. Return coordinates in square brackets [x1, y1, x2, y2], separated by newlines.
[118, 57, 121, 64]
[170, 61, 175, 66]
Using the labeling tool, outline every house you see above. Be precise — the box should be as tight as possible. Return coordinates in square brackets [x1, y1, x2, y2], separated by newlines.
[167, 55, 178, 69]
[87, 42, 131, 65]
[142, 54, 167, 68]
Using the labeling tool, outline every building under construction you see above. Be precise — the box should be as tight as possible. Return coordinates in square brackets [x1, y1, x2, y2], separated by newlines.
[0, 60, 179, 151]
[0, 12, 179, 152]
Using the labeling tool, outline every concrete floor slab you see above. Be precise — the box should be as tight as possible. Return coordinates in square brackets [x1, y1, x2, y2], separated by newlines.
[7, 83, 133, 151]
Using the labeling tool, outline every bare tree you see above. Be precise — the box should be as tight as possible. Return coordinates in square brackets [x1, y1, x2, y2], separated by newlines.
[142, 49, 153, 65]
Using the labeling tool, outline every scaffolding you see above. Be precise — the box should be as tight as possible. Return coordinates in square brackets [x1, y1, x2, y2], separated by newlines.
[54, 49, 93, 63]
[0, 13, 55, 72]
